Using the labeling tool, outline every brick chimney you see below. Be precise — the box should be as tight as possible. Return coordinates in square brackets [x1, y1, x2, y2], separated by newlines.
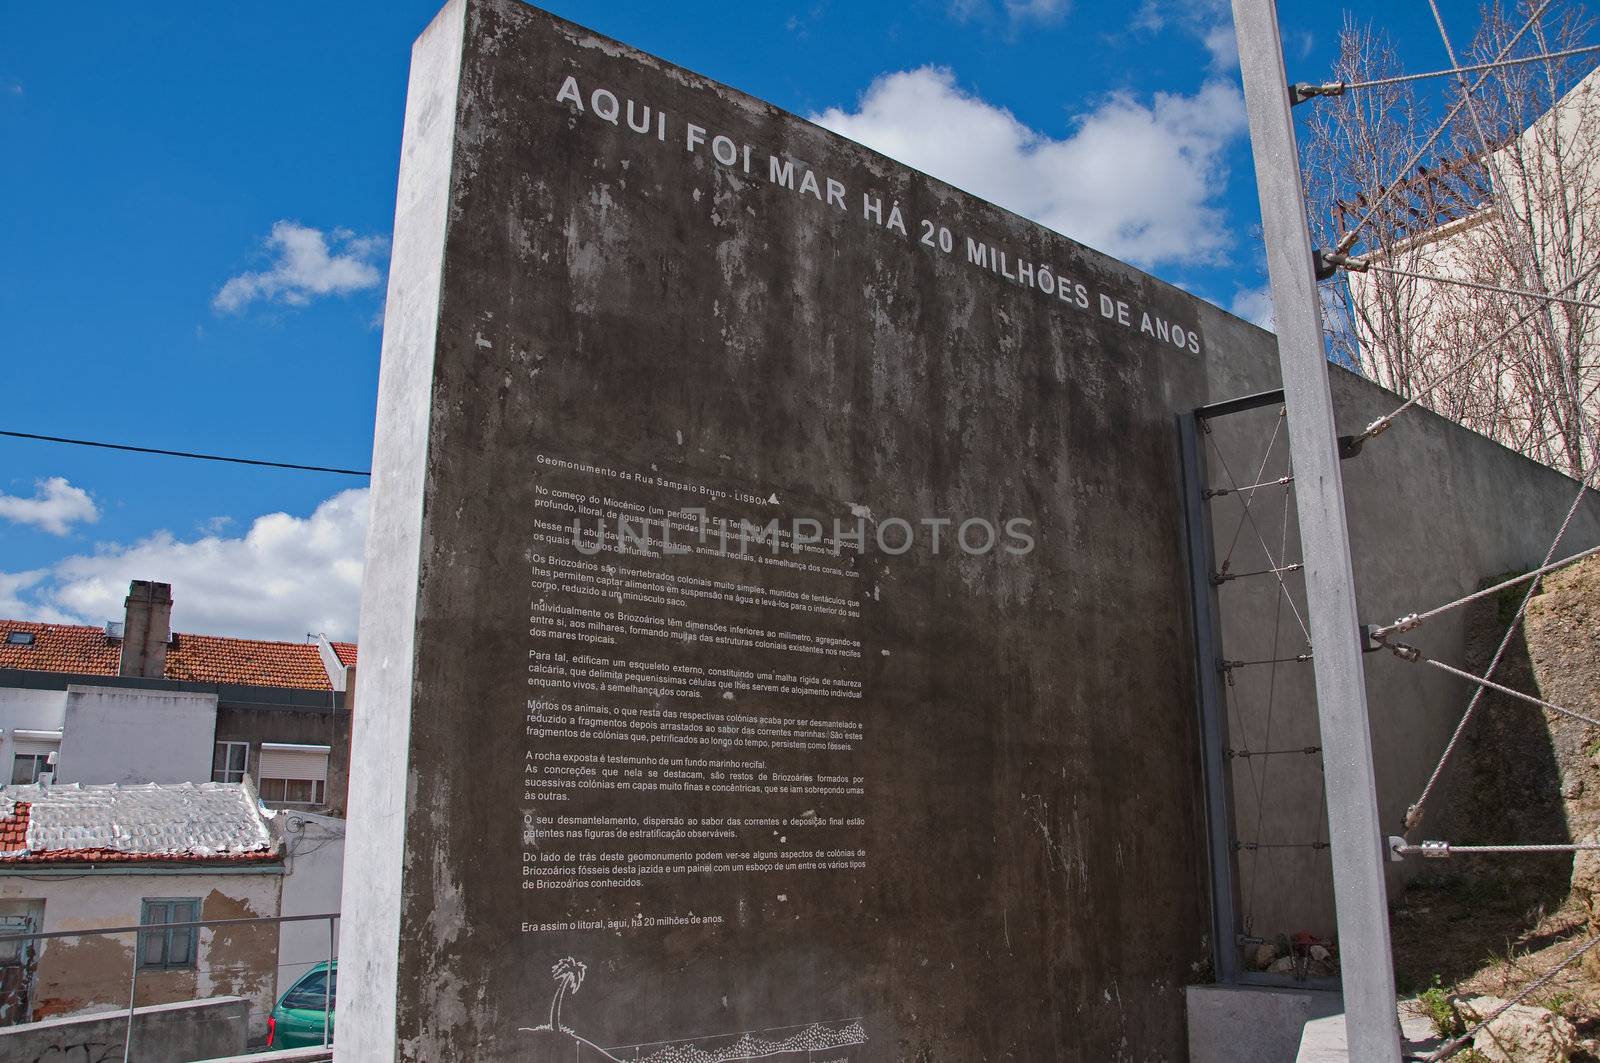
[120, 580, 173, 678]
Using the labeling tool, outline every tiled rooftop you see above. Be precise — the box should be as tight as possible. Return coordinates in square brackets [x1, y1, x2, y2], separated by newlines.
[0, 621, 121, 677]
[0, 618, 356, 692]
[0, 782, 280, 866]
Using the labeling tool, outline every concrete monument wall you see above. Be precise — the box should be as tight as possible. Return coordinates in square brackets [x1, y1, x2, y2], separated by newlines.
[340, 1, 1600, 1058]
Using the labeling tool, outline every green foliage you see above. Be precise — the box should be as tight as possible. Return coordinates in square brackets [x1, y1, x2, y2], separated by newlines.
[1543, 990, 1575, 1014]
[1420, 975, 1463, 1039]
[1455, 1050, 1492, 1063]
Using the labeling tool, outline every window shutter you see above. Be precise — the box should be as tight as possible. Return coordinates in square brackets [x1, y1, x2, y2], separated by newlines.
[12, 737, 60, 758]
[258, 745, 329, 783]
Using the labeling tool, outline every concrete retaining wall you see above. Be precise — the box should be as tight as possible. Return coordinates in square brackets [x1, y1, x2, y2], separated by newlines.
[0, 995, 248, 1062]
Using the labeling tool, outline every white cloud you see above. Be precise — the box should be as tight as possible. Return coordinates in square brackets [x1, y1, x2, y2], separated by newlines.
[0, 572, 64, 621]
[0, 477, 100, 536]
[812, 67, 1246, 267]
[214, 221, 387, 314]
[2, 489, 368, 641]
[948, 0, 1066, 22]
[1203, 23, 1239, 71]
[1004, 0, 1068, 22]
[1230, 286, 1276, 330]
[1136, 0, 1237, 71]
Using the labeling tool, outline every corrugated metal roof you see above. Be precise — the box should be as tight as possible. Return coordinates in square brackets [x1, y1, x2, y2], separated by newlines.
[0, 782, 280, 865]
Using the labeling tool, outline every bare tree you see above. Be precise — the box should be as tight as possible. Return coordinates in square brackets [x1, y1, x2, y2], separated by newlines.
[1302, 3, 1600, 478]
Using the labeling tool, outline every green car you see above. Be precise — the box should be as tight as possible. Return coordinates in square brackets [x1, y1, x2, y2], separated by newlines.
[268, 961, 336, 1048]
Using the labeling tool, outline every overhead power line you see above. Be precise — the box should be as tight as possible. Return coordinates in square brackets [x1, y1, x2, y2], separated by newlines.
[0, 430, 371, 477]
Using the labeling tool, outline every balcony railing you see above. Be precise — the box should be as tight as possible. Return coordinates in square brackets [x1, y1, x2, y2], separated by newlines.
[0, 910, 338, 1062]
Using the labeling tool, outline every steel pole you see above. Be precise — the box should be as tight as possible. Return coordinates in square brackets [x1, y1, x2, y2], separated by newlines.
[1229, 0, 1402, 1059]
[123, 931, 139, 1063]
[1179, 412, 1244, 983]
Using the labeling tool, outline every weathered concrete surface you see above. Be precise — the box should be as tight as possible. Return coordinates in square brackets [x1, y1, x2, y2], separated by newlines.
[0, 870, 283, 1038]
[339, 0, 465, 1056]
[55, 685, 217, 785]
[342, 0, 1600, 1059]
[345, 2, 1252, 1058]
[1295, 1007, 1438, 1062]
[276, 813, 345, 999]
[1209, 377, 1600, 952]
[1185, 985, 1342, 1063]
[0, 995, 248, 1063]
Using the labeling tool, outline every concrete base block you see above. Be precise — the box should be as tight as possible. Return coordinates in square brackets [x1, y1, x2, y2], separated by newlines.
[1296, 1008, 1438, 1061]
[1186, 984, 1345, 1063]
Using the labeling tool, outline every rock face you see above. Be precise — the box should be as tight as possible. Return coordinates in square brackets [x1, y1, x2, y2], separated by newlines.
[1574, 831, 1600, 930]
[1456, 995, 1579, 1063]
[1527, 557, 1600, 851]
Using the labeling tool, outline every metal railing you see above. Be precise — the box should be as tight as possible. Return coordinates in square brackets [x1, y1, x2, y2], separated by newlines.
[0, 910, 338, 1062]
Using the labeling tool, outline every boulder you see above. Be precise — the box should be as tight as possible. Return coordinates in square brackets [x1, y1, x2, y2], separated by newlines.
[1456, 995, 1579, 1063]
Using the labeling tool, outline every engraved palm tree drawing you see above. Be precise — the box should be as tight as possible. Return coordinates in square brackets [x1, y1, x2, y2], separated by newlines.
[549, 956, 587, 1032]
[520, 956, 867, 1062]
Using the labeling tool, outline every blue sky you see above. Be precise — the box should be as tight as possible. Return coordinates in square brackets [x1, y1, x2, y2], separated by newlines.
[0, 0, 1479, 639]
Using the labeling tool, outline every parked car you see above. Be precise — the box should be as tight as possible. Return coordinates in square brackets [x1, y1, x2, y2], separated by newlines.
[268, 961, 335, 1047]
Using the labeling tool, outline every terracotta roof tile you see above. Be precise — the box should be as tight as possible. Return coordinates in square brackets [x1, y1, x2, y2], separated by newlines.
[164, 633, 332, 690]
[0, 802, 27, 852]
[0, 618, 352, 693]
[0, 621, 119, 677]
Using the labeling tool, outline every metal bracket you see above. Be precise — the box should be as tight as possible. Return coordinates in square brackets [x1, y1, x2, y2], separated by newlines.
[1289, 81, 1347, 106]
[1312, 248, 1369, 282]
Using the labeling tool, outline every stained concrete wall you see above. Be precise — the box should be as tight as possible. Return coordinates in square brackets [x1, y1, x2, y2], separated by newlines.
[345, 3, 1278, 1058]
[0, 870, 284, 1039]
[1205, 370, 1600, 954]
[0, 688, 66, 782]
[55, 685, 217, 786]
[341, 0, 1600, 1058]
[275, 813, 344, 997]
[0, 995, 249, 1063]
[214, 706, 350, 814]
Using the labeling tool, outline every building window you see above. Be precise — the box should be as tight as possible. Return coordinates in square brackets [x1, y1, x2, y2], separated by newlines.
[139, 898, 199, 970]
[10, 754, 51, 786]
[259, 777, 326, 805]
[10, 736, 59, 786]
[212, 742, 249, 784]
[257, 744, 330, 807]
